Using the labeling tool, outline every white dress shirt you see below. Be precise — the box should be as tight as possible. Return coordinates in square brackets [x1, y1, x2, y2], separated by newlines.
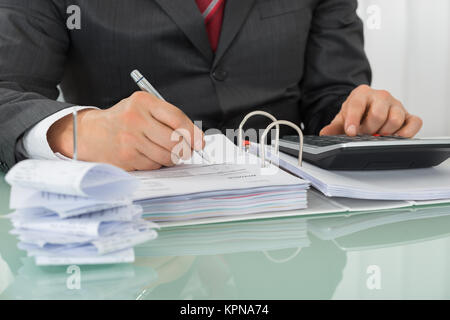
[22, 106, 97, 160]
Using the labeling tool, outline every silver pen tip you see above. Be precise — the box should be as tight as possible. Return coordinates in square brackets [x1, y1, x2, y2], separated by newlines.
[130, 70, 143, 83]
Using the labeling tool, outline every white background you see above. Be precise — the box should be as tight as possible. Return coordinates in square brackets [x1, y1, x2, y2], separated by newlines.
[332, 0, 450, 299]
[358, 0, 450, 137]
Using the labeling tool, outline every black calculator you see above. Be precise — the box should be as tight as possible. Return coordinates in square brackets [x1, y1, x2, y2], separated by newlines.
[278, 135, 450, 170]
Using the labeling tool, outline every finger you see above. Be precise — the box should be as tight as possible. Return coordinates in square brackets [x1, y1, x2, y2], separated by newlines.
[142, 114, 191, 156]
[148, 99, 204, 151]
[394, 114, 423, 138]
[193, 124, 205, 151]
[132, 152, 162, 171]
[320, 113, 345, 136]
[135, 133, 181, 167]
[359, 99, 390, 135]
[378, 105, 406, 135]
[342, 95, 370, 136]
[171, 129, 195, 161]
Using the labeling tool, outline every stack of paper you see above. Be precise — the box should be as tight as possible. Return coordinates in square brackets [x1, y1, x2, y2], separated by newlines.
[5, 160, 158, 266]
[132, 134, 310, 222]
[261, 146, 450, 201]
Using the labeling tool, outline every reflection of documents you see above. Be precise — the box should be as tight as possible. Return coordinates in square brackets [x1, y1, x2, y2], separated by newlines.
[33, 249, 136, 266]
[0, 253, 14, 295]
[308, 204, 450, 251]
[5, 257, 158, 299]
[136, 216, 311, 257]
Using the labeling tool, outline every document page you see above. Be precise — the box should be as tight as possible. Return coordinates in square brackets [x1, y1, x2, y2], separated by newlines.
[10, 205, 144, 237]
[5, 160, 139, 200]
[131, 134, 308, 201]
[6, 160, 158, 266]
[132, 163, 307, 200]
[276, 150, 450, 201]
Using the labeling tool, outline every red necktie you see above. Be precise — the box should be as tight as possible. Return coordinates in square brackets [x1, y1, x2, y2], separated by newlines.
[195, 0, 226, 52]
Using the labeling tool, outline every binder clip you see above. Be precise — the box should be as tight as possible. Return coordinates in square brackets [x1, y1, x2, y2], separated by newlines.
[260, 120, 303, 168]
[238, 111, 280, 155]
[243, 140, 251, 153]
[72, 108, 78, 161]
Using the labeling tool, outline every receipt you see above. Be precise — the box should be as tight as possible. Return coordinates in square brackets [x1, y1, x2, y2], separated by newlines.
[5, 160, 140, 200]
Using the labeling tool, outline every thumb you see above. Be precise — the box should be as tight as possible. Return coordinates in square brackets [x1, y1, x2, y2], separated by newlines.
[320, 113, 345, 136]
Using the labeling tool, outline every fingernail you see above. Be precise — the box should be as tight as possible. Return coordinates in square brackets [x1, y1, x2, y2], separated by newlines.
[346, 125, 356, 136]
[171, 154, 181, 164]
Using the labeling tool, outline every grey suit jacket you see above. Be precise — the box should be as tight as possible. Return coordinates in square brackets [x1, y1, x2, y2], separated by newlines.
[0, 0, 371, 172]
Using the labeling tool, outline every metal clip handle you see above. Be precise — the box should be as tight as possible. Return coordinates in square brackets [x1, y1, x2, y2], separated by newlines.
[72, 109, 78, 161]
[238, 111, 279, 154]
[260, 120, 303, 167]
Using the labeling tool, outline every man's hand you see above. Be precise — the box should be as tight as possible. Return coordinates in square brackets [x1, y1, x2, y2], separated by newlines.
[320, 85, 423, 138]
[47, 92, 204, 171]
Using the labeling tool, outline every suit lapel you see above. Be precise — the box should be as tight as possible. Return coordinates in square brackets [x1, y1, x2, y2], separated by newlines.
[154, 0, 214, 62]
[213, 0, 257, 68]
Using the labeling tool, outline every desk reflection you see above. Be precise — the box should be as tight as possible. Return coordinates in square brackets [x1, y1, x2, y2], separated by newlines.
[1, 203, 450, 299]
[135, 216, 320, 299]
[0, 253, 14, 295]
[136, 204, 450, 299]
[2, 258, 158, 299]
[308, 204, 450, 250]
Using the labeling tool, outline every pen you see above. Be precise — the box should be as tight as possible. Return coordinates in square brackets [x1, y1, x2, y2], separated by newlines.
[130, 69, 210, 163]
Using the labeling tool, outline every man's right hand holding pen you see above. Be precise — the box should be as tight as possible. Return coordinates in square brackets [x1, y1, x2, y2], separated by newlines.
[47, 91, 205, 171]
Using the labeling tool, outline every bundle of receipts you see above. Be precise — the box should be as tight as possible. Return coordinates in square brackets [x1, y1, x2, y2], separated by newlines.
[5, 160, 158, 266]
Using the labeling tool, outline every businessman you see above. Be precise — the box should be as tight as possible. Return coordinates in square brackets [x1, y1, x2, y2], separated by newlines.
[0, 0, 422, 172]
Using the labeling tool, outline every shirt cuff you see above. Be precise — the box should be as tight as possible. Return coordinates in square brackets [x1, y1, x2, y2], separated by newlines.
[22, 106, 98, 160]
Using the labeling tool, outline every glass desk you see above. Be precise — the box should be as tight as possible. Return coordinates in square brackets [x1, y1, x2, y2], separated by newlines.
[1, 173, 450, 300]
